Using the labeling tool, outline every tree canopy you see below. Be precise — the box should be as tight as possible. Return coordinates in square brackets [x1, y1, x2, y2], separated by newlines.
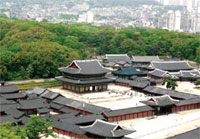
[0, 122, 25, 139]
[162, 79, 178, 90]
[0, 16, 200, 81]
[25, 115, 55, 139]
[0, 116, 55, 139]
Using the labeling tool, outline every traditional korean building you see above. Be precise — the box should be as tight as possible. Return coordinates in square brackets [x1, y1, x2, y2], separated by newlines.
[148, 69, 171, 79]
[45, 112, 80, 122]
[0, 96, 18, 115]
[129, 80, 150, 90]
[148, 69, 175, 85]
[0, 115, 22, 125]
[102, 106, 155, 122]
[142, 86, 198, 100]
[141, 95, 179, 114]
[151, 61, 193, 72]
[0, 85, 27, 101]
[30, 86, 46, 96]
[132, 56, 160, 66]
[1, 93, 26, 101]
[53, 121, 88, 138]
[112, 66, 144, 79]
[172, 98, 200, 112]
[52, 96, 110, 115]
[178, 70, 200, 81]
[115, 78, 150, 90]
[115, 78, 133, 87]
[40, 89, 60, 103]
[61, 114, 105, 126]
[148, 68, 200, 82]
[0, 85, 19, 94]
[17, 98, 49, 115]
[5, 108, 25, 119]
[103, 54, 132, 64]
[80, 119, 135, 138]
[56, 59, 113, 93]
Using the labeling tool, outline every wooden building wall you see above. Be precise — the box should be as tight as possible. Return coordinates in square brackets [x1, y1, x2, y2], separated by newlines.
[63, 83, 108, 93]
[171, 104, 200, 112]
[53, 127, 90, 139]
[115, 82, 130, 87]
[105, 103, 200, 122]
[104, 110, 155, 122]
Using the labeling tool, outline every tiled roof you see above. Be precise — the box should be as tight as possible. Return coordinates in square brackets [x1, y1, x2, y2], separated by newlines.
[80, 119, 134, 137]
[132, 56, 160, 62]
[0, 85, 19, 94]
[151, 61, 193, 71]
[59, 59, 110, 75]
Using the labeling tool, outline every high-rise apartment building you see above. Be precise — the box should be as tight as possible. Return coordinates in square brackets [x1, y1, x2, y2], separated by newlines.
[166, 10, 181, 31]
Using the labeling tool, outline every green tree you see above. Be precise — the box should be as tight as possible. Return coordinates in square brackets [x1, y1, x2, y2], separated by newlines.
[25, 115, 55, 139]
[194, 79, 200, 86]
[0, 122, 25, 139]
[195, 47, 200, 63]
[162, 79, 178, 90]
[120, 38, 145, 56]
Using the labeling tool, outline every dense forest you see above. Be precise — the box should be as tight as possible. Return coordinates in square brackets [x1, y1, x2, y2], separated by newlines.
[0, 16, 200, 81]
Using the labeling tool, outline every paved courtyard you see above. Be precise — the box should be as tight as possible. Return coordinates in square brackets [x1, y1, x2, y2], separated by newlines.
[49, 84, 149, 110]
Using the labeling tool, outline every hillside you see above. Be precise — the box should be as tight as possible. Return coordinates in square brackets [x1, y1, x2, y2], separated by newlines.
[0, 16, 200, 81]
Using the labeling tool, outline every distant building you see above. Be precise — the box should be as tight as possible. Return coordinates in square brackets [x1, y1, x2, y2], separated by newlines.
[167, 10, 181, 31]
[78, 13, 87, 23]
[78, 11, 94, 23]
[87, 11, 94, 23]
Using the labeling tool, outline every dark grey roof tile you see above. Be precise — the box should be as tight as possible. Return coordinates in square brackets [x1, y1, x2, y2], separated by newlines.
[59, 59, 110, 75]
[103, 106, 154, 117]
[0, 85, 19, 94]
[53, 121, 86, 135]
[18, 98, 48, 109]
[56, 76, 113, 85]
[80, 119, 134, 137]
[40, 90, 60, 100]
[61, 114, 105, 125]
[1, 93, 26, 99]
[151, 61, 193, 71]
[5, 108, 24, 118]
[132, 56, 160, 62]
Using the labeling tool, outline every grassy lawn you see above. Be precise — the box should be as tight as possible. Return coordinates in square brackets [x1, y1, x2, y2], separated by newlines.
[14, 80, 62, 90]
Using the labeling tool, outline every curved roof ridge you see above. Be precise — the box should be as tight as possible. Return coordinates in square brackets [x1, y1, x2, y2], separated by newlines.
[152, 60, 187, 64]
[180, 69, 199, 72]
[80, 119, 118, 129]
[105, 54, 128, 56]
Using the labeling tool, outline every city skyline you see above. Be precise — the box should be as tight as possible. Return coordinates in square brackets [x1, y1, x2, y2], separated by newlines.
[0, 0, 200, 33]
